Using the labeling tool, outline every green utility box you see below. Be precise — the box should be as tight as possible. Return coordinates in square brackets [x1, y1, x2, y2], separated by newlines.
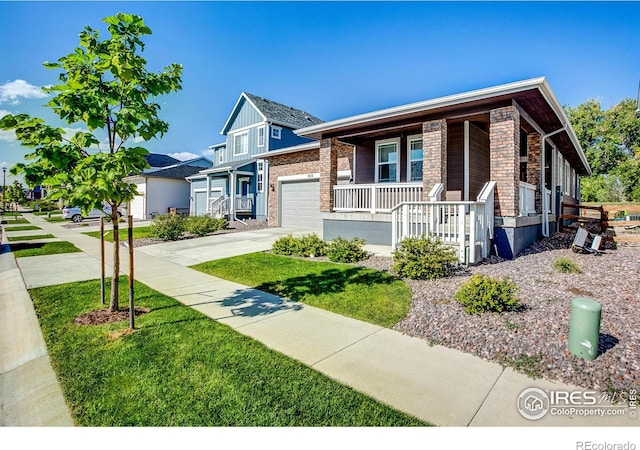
[568, 297, 602, 360]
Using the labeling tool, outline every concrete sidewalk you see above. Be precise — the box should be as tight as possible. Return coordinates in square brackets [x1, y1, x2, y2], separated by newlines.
[2, 213, 636, 426]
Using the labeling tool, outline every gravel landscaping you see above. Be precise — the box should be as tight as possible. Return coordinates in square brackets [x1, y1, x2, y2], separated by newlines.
[358, 224, 640, 395]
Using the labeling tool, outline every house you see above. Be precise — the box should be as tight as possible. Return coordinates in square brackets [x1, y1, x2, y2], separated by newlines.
[125, 155, 211, 220]
[261, 77, 591, 263]
[187, 92, 323, 219]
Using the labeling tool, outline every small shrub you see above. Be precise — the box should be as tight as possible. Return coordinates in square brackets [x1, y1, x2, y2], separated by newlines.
[298, 233, 327, 257]
[392, 235, 457, 280]
[455, 274, 520, 314]
[614, 210, 626, 219]
[553, 257, 582, 274]
[271, 233, 327, 257]
[272, 234, 301, 256]
[185, 215, 227, 237]
[149, 213, 186, 241]
[326, 236, 368, 263]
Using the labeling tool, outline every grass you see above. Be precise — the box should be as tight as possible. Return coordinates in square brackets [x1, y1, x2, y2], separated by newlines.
[10, 241, 82, 258]
[553, 257, 582, 274]
[2, 225, 41, 231]
[44, 216, 67, 223]
[83, 226, 152, 242]
[33, 211, 62, 216]
[8, 234, 55, 241]
[29, 277, 427, 426]
[1, 216, 29, 224]
[191, 252, 412, 328]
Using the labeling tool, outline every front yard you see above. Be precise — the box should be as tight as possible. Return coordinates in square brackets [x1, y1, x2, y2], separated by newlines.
[191, 252, 412, 328]
[29, 277, 427, 426]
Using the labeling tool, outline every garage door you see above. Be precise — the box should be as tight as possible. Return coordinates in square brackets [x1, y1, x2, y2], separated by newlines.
[130, 195, 145, 219]
[280, 180, 322, 230]
[194, 191, 208, 216]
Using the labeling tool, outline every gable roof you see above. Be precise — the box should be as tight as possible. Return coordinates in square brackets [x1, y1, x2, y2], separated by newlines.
[221, 92, 323, 134]
[295, 77, 590, 175]
[142, 165, 205, 179]
[145, 153, 180, 168]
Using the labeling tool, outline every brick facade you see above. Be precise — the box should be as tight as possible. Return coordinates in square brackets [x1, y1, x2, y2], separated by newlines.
[422, 119, 447, 200]
[489, 106, 520, 217]
[266, 142, 353, 224]
[526, 132, 542, 213]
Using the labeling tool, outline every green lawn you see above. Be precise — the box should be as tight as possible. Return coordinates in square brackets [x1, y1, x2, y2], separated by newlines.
[10, 241, 82, 258]
[2, 225, 41, 231]
[44, 216, 67, 223]
[191, 252, 412, 328]
[84, 226, 152, 242]
[8, 234, 55, 241]
[29, 278, 427, 426]
[1, 216, 29, 224]
[33, 211, 62, 216]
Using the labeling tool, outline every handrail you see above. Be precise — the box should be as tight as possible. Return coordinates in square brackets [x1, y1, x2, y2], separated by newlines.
[391, 181, 496, 264]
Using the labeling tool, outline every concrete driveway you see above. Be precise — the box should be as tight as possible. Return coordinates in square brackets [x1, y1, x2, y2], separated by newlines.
[136, 227, 318, 266]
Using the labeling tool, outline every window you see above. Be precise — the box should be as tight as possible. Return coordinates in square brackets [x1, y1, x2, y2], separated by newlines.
[257, 126, 265, 147]
[233, 132, 248, 156]
[271, 126, 282, 140]
[218, 148, 224, 164]
[375, 138, 399, 183]
[564, 160, 570, 196]
[407, 135, 423, 182]
[257, 160, 264, 193]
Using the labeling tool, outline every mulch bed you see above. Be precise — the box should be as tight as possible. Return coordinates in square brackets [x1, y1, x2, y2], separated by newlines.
[74, 306, 150, 326]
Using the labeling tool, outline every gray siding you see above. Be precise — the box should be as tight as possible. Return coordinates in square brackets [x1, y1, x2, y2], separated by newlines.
[228, 98, 264, 131]
[190, 178, 207, 190]
[323, 219, 392, 245]
[269, 127, 314, 151]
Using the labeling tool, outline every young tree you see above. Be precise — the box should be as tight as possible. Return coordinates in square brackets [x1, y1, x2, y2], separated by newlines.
[5, 180, 27, 219]
[0, 13, 182, 311]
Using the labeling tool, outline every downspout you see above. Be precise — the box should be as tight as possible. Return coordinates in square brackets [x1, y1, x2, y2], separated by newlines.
[540, 126, 566, 237]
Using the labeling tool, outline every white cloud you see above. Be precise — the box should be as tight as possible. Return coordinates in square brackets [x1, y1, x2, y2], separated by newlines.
[168, 151, 200, 161]
[0, 129, 16, 143]
[0, 79, 47, 105]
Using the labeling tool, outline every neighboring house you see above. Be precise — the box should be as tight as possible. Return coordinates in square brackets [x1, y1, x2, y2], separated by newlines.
[187, 92, 323, 219]
[261, 77, 591, 263]
[125, 156, 211, 220]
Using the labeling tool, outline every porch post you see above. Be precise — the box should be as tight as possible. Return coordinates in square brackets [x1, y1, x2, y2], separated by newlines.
[422, 119, 447, 201]
[527, 132, 542, 213]
[320, 138, 338, 212]
[489, 106, 520, 217]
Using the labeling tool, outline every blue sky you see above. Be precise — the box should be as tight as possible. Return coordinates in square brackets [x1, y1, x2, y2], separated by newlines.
[1, 1, 640, 186]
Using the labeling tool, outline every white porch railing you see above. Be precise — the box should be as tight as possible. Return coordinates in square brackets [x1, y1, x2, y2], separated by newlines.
[391, 182, 496, 264]
[209, 195, 254, 217]
[519, 181, 537, 216]
[334, 183, 423, 213]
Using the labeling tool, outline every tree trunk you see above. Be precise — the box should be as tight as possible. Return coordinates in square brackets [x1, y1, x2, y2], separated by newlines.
[109, 209, 120, 312]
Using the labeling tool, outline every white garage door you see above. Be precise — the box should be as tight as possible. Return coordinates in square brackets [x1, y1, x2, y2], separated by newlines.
[194, 191, 208, 216]
[130, 195, 145, 219]
[280, 180, 322, 231]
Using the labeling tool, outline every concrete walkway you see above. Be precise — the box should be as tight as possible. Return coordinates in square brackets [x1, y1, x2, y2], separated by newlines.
[1, 213, 636, 427]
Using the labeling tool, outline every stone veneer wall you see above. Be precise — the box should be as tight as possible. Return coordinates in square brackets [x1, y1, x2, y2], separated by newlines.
[489, 106, 520, 217]
[422, 119, 448, 200]
[266, 142, 353, 224]
[526, 132, 542, 213]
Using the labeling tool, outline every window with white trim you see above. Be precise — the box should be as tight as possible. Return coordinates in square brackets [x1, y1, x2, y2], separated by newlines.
[407, 135, 423, 182]
[257, 126, 265, 147]
[375, 138, 399, 183]
[564, 160, 570, 196]
[257, 160, 264, 193]
[233, 132, 248, 156]
[271, 126, 282, 140]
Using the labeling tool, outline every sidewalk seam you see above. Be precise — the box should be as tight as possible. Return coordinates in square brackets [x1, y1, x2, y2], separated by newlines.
[466, 366, 506, 426]
[309, 327, 385, 368]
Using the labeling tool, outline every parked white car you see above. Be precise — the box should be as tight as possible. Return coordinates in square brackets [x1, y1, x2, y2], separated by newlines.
[62, 205, 124, 223]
